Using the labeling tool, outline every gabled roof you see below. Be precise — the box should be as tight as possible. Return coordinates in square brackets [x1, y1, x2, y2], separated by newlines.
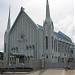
[9, 7, 37, 35]
[9, 7, 23, 34]
[37, 24, 43, 30]
[54, 31, 72, 43]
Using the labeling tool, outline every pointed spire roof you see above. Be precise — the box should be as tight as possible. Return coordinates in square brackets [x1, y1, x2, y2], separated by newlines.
[47, 0, 49, 5]
[7, 6, 10, 30]
[46, 0, 50, 19]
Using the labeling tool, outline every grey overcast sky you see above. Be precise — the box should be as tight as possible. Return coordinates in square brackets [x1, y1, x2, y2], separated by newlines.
[0, 0, 74, 52]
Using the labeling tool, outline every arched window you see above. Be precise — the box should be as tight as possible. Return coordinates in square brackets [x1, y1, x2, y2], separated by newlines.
[28, 56, 30, 61]
[14, 47, 15, 50]
[32, 45, 35, 49]
[46, 55, 48, 59]
[26, 45, 29, 49]
[4, 43, 6, 52]
[29, 45, 32, 48]
[45, 36, 48, 49]
[31, 55, 33, 58]
[16, 47, 18, 52]
[52, 36, 53, 49]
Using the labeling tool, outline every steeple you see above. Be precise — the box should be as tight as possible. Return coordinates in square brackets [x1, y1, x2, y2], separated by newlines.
[46, 0, 50, 19]
[7, 7, 10, 30]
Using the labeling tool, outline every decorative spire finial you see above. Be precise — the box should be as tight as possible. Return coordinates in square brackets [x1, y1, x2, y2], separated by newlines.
[21, 7, 25, 11]
[7, 6, 10, 29]
[46, 0, 50, 19]
[47, 0, 49, 5]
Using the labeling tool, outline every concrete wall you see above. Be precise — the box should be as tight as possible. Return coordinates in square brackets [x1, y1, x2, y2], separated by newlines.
[45, 62, 64, 69]
[37, 25, 44, 59]
[74, 46, 75, 62]
[33, 59, 40, 70]
[0, 60, 4, 68]
[69, 63, 75, 69]
[45, 61, 75, 69]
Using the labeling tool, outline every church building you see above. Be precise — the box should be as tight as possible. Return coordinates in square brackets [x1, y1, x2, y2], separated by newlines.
[4, 0, 74, 69]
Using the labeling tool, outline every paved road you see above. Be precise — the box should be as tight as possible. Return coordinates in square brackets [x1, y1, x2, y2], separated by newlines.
[0, 69, 75, 75]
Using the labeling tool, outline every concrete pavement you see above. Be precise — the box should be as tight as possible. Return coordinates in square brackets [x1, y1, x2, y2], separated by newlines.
[1, 69, 75, 75]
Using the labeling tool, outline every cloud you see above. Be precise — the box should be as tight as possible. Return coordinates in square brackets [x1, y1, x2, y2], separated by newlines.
[51, 0, 74, 23]
[74, 35, 75, 42]
[0, 38, 4, 52]
[54, 15, 74, 42]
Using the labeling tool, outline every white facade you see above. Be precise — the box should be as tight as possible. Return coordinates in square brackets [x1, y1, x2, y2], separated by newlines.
[4, 0, 74, 68]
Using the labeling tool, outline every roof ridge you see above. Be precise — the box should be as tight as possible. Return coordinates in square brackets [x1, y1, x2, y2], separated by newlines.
[58, 31, 72, 42]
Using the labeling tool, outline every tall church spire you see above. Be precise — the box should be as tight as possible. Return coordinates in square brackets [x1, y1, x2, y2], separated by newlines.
[46, 0, 50, 19]
[7, 7, 10, 30]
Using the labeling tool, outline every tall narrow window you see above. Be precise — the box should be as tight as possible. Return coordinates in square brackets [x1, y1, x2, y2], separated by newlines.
[52, 36, 53, 49]
[46, 36, 48, 49]
[4, 43, 6, 53]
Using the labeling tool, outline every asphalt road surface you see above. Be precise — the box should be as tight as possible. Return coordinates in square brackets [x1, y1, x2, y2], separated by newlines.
[0, 69, 75, 75]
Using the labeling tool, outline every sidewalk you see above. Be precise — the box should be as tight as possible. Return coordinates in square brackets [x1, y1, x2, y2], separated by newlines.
[2, 69, 75, 75]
